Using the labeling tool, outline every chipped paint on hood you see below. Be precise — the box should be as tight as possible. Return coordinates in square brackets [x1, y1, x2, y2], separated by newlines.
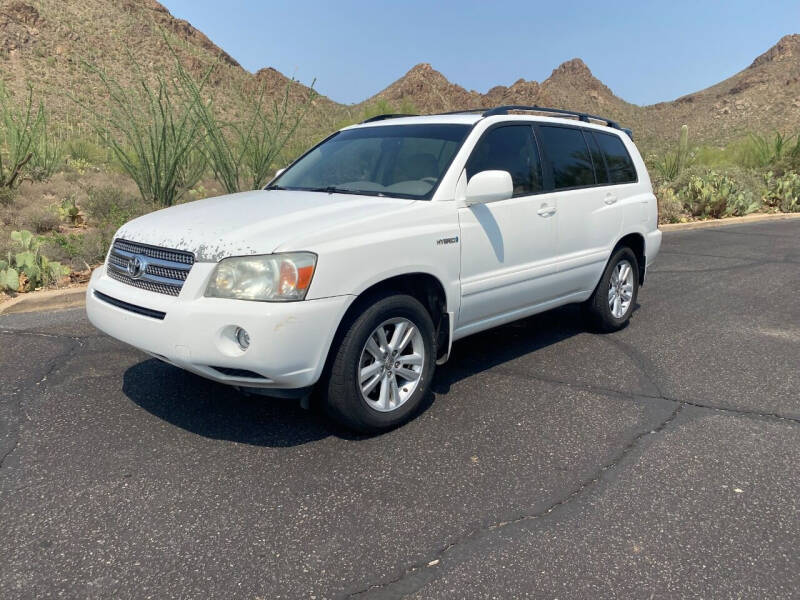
[115, 190, 416, 261]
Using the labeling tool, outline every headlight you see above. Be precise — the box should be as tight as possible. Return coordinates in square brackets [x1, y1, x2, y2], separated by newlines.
[205, 252, 317, 301]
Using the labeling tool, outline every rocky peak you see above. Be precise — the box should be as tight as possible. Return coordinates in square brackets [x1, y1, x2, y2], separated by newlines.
[749, 34, 800, 69]
[550, 58, 592, 78]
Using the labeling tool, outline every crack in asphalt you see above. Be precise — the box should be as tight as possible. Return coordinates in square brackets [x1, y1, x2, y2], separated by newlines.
[0, 336, 81, 473]
[346, 403, 684, 599]
[346, 328, 798, 598]
[0, 329, 97, 341]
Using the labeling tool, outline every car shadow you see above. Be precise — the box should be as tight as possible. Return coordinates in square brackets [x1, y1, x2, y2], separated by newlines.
[122, 302, 638, 447]
[122, 360, 339, 447]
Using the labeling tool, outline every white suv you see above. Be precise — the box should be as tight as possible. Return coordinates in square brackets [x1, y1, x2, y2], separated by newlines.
[86, 106, 661, 432]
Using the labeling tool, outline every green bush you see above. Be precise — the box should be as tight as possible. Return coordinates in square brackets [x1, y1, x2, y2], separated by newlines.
[738, 132, 799, 169]
[655, 185, 685, 223]
[28, 108, 63, 181]
[0, 230, 70, 292]
[65, 137, 108, 165]
[678, 169, 761, 218]
[0, 84, 40, 188]
[764, 171, 800, 212]
[654, 124, 692, 181]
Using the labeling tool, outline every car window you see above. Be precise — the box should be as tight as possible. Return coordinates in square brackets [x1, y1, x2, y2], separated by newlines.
[272, 124, 471, 200]
[585, 131, 609, 184]
[594, 131, 637, 184]
[466, 125, 542, 196]
[538, 125, 596, 189]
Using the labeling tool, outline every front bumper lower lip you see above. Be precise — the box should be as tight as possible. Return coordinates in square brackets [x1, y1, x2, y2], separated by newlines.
[85, 266, 353, 390]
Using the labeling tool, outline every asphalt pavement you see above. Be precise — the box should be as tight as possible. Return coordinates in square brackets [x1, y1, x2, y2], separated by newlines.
[1, 219, 798, 599]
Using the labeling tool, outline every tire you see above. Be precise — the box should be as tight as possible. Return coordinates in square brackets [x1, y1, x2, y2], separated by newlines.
[584, 246, 639, 332]
[323, 293, 436, 433]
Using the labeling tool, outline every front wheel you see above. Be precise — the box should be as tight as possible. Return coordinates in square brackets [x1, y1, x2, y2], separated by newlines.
[584, 247, 639, 332]
[323, 294, 436, 433]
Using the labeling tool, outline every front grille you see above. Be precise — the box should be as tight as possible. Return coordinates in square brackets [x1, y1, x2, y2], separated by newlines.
[107, 239, 194, 296]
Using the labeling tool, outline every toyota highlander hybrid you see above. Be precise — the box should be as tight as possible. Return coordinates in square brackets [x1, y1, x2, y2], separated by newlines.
[86, 106, 662, 432]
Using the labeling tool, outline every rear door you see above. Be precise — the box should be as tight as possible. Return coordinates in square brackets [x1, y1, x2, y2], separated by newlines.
[535, 124, 624, 295]
[456, 124, 560, 334]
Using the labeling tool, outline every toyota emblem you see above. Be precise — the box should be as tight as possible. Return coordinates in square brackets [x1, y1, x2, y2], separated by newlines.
[127, 255, 146, 279]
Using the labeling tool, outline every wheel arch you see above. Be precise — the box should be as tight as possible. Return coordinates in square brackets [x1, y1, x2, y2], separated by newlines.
[323, 272, 452, 379]
[613, 231, 646, 285]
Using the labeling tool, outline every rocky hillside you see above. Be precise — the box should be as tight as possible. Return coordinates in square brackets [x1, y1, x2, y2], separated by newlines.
[645, 34, 800, 146]
[0, 0, 331, 131]
[362, 36, 800, 149]
[1, 0, 798, 150]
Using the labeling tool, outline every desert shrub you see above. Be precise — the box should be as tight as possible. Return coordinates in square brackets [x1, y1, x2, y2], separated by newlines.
[18, 204, 61, 233]
[764, 171, 800, 212]
[0, 84, 40, 188]
[78, 42, 208, 207]
[678, 169, 761, 218]
[82, 185, 151, 229]
[655, 185, 685, 223]
[0, 229, 70, 292]
[44, 230, 109, 267]
[653, 125, 692, 181]
[737, 132, 800, 170]
[65, 137, 108, 165]
[28, 109, 63, 181]
[186, 72, 317, 193]
[0, 187, 16, 207]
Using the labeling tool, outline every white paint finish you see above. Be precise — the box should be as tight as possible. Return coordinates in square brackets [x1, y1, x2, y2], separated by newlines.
[86, 268, 353, 389]
[456, 189, 560, 329]
[116, 190, 416, 262]
[88, 113, 662, 393]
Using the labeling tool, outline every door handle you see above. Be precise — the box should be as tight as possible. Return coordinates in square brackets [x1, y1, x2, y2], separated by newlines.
[537, 205, 557, 217]
[604, 193, 618, 205]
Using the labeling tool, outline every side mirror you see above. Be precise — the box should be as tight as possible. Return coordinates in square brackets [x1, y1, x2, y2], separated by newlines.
[274, 168, 286, 178]
[464, 170, 513, 206]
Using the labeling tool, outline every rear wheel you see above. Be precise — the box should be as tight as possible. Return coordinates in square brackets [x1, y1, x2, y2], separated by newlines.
[323, 294, 436, 433]
[584, 247, 639, 332]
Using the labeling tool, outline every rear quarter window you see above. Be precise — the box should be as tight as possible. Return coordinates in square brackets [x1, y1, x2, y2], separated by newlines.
[537, 125, 595, 190]
[594, 131, 637, 184]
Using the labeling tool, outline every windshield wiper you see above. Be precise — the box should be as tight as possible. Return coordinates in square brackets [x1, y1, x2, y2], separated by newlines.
[305, 186, 362, 195]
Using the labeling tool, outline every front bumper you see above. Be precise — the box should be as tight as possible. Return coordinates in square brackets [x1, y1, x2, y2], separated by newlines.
[86, 264, 353, 390]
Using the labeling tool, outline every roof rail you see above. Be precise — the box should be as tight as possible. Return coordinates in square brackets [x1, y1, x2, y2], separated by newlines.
[360, 113, 417, 124]
[482, 105, 633, 138]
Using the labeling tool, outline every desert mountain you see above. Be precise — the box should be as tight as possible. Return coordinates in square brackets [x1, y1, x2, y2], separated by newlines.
[0, 0, 328, 131]
[1, 0, 798, 150]
[362, 37, 800, 148]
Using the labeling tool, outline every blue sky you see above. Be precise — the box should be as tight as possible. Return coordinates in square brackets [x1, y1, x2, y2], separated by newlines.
[161, 0, 799, 106]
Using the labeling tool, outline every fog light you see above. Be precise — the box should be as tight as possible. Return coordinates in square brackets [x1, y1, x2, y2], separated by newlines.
[235, 327, 250, 350]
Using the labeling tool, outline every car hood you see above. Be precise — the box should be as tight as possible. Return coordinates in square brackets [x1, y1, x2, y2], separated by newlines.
[115, 190, 416, 261]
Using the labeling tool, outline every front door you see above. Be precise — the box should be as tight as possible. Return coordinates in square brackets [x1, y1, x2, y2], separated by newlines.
[456, 124, 560, 335]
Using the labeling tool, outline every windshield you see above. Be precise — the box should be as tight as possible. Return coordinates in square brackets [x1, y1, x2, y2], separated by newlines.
[269, 123, 471, 200]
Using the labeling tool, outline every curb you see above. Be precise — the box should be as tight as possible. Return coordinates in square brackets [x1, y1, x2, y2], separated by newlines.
[0, 285, 88, 316]
[660, 212, 800, 231]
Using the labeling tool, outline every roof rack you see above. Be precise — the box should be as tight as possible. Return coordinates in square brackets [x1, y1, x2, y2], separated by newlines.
[360, 113, 417, 124]
[358, 106, 633, 138]
[482, 105, 633, 138]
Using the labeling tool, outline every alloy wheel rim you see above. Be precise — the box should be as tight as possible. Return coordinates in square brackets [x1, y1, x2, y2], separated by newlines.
[608, 259, 634, 319]
[358, 318, 425, 412]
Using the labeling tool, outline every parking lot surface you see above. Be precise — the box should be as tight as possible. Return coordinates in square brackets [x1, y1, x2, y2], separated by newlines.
[1, 219, 798, 599]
